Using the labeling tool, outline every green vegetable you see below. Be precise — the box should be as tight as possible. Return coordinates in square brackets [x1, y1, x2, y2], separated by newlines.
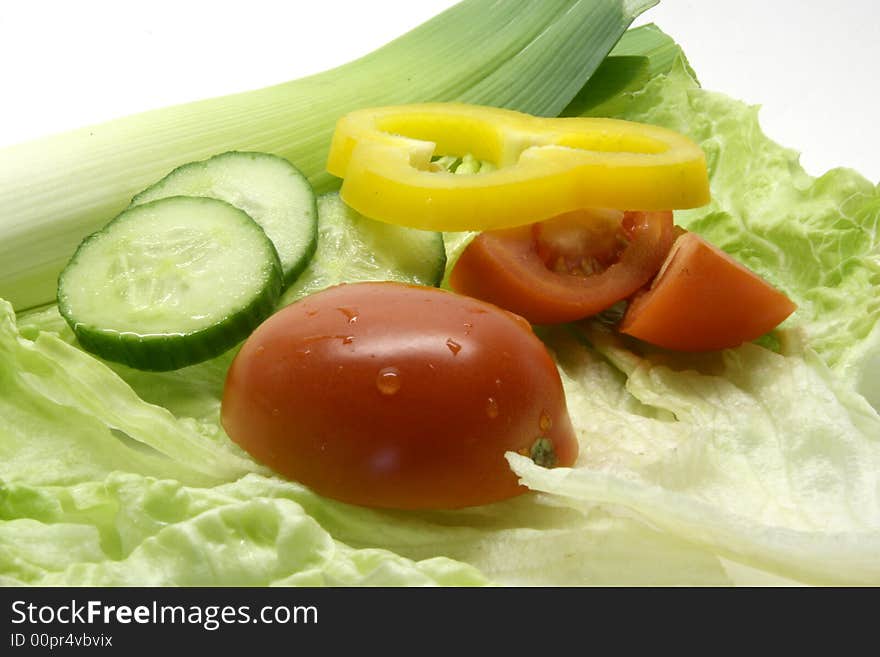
[0, 0, 653, 311]
[58, 196, 283, 371]
[281, 193, 447, 306]
[562, 23, 697, 116]
[1, 301, 256, 488]
[511, 323, 880, 585]
[0, 470, 488, 586]
[131, 151, 318, 286]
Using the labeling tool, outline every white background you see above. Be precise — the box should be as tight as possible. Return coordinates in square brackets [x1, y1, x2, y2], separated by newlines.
[1, 0, 877, 181]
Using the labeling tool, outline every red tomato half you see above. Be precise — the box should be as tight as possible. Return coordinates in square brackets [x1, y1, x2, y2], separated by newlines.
[221, 282, 578, 510]
[619, 232, 797, 351]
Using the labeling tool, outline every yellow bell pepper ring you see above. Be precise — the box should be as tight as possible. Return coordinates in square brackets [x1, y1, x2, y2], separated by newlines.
[326, 103, 710, 232]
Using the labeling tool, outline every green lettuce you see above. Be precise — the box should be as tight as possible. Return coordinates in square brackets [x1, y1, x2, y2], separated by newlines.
[511, 325, 880, 585]
[2, 28, 879, 586]
[0, 471, 487, 586]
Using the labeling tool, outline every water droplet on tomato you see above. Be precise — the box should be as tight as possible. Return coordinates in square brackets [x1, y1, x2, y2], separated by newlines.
[255, 345, 265, 356]
[338, 307, 359, 323]
[539, 410, 553, 433]
[271, 408, 280, 417]
[446, 338, 462, 355]
[376, 367, 401, 396]
[486, 397, 499, 419]
[342, 336, 355, 345]
[306, 309, 318, 317]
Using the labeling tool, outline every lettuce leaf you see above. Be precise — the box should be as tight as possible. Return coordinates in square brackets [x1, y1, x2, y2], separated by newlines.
[3, 29, 880, 586]
[510, 326, 880, 585]
[0, 471, 487, 586]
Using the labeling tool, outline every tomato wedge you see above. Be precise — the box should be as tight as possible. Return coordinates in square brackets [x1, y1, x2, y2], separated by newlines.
[619, 232, 797, 351]
[450, 209, 675, 324]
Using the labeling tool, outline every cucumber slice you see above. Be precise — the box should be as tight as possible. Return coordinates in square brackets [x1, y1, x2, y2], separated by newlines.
[58, 196, 283, 371]
[131, 151, 317, 286]
[281, 193, 446, 305]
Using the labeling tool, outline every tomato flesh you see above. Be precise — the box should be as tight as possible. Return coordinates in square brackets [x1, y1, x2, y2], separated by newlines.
[619, 232, 797, 351]
[450, 210, 675, 324]
[221, 282, 578, 510]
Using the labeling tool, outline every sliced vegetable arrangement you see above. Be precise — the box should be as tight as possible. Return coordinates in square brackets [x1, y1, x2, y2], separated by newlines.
[2, 0, 879, 586]
[47, 93, 799, 510]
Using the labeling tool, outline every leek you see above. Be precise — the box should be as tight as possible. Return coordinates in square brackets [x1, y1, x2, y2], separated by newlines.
[609, 22, 697, 80]
[562, 23, 696, 117]
[0, 0, 655, 311]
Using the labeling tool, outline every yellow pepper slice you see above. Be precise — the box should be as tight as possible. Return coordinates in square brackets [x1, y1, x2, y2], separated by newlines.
[327, 103, 710, 232]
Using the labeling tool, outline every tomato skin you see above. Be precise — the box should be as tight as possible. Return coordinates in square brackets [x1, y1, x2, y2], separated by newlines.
[619, 232, 797, 351]
[450, 210, 675, 324]
[221, 282, 577, 510]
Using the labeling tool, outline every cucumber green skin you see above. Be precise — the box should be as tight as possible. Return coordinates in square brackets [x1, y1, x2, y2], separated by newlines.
[63, 277, 280, 371]
[58, 197, 283, 372]
[131, 151, 318, 287]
